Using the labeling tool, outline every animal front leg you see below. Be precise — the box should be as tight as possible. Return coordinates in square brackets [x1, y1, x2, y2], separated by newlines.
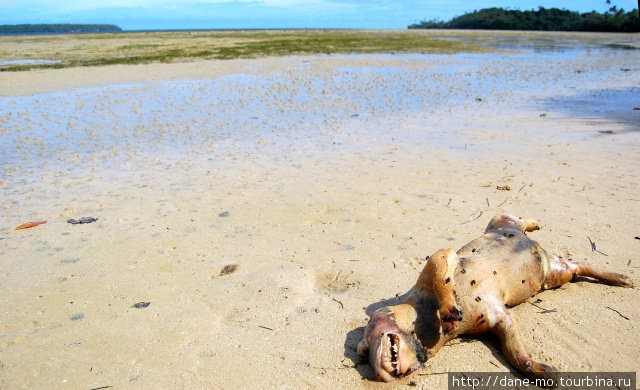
[420, 248, 461, 334]
[492, 308, 557, 383]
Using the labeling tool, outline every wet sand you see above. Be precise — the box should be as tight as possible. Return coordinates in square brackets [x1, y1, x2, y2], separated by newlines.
[1, 34, 640, 389]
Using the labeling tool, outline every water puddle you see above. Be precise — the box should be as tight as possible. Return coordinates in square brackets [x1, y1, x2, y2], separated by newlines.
[0, 59, 61, 66]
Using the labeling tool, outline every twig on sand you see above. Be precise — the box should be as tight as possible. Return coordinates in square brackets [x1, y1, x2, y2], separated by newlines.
[528, 301, 557, 314]
[417, 371, 449, 376]
[332, 297, 344, 309]
[605, 306, 629, 320]
[90, 387, 113, 390]
[515, 183, 531, 198]
[461, 210, 483, 225]
[588, 237, 608, 256]
[497, 196, 509, 207]
[313, 362, 356, 371]
[259, 325, 274, 331]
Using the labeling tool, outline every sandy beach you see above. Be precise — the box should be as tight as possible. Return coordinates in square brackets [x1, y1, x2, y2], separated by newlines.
[1, 32, 639, 389]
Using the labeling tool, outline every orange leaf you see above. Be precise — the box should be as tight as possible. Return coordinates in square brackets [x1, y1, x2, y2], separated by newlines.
[13, 221, 47, 231]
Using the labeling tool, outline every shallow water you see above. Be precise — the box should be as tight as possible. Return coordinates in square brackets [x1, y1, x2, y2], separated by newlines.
[0, 59, 61, 66]
[1, 42, 638, 189]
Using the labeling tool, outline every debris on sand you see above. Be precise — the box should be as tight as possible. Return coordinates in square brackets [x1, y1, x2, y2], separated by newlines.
[67, 217, 98, 224]
[12, 220, 47, 231]
[220, 264, 238, 276]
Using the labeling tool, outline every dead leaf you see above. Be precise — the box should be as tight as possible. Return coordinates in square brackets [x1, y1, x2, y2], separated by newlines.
[13, 221, 47, 231]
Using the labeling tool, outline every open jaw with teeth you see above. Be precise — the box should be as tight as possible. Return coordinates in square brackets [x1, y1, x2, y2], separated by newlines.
[358, 309, 426, 382]
[371, 330, 424, 382]
[388, 333, 400, 376]
[377, 332, 405, 380]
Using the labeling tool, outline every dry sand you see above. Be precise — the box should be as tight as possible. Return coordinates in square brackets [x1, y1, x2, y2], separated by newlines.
[1, 35, 639, 389]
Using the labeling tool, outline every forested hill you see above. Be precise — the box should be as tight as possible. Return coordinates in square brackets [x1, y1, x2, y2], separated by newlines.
[0, 24, 122, 35]
[409, 7, 640, 32]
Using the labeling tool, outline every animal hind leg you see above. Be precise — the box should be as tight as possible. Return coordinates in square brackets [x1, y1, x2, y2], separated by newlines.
[418, 248, 461, 334]
[492, 307, 557, 383]
[485, 214, 540, 233]
[543, 256, 633, 289]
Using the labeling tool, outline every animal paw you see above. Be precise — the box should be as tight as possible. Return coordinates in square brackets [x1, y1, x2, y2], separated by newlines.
[613, 274, 634, 288]
[527, 361, 558, 387]
[440, 305, 462, 334]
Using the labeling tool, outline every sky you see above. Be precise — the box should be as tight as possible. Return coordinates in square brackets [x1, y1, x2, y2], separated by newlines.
[1, 0, 637, 30]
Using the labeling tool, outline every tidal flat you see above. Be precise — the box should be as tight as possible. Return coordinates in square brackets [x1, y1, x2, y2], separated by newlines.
[0, 29, 487, 71]
[1, 29, 638, 71]
[0, 30, 639, 389]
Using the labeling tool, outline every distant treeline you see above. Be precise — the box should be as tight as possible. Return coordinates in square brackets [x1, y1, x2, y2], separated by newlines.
[0, 24, 122, 35]
[409, 7, 640, 32]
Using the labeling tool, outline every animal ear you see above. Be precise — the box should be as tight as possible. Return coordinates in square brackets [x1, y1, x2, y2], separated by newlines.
[357, 337, 369, 357]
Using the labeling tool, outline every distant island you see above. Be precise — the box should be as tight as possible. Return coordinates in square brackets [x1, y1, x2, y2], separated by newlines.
[409, 7, 640, 32]
[0, 24, 122, 35]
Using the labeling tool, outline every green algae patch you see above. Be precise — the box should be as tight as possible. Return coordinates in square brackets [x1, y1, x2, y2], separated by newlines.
[0, 29, 487, 71]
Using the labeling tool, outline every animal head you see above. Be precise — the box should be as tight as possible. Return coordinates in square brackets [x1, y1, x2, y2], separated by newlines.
[358, 314, 425, 382]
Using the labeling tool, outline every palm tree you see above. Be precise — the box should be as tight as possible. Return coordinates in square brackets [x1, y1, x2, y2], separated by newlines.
[607, 0, 639, 16]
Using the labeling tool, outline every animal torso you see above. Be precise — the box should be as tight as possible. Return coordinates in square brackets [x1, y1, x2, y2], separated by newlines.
[453, 229, 550, 330]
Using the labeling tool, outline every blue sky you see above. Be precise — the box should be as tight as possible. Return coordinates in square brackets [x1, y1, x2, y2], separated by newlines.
[1, 0, 637, 30]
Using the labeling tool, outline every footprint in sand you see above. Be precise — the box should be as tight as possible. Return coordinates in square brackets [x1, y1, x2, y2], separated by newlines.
[315, 270, 359, 293]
